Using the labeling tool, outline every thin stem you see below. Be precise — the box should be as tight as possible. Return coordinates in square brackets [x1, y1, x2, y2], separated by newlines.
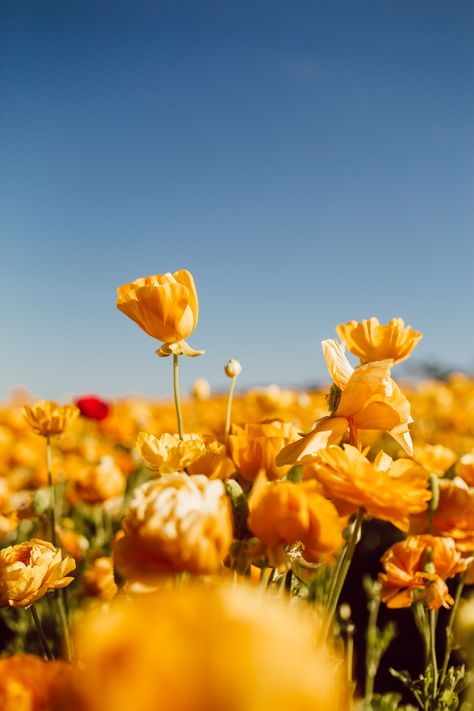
[260, 564, 267, 589]
[56, 590, 72, 662]
[224, 376, 237, 443]
[324, 509, 364, 638]
[346, 628, 354, 687]
[266, 568, 276, 588]
[45, 437, 57, 547]
[440, 572, 466, 683]
[173, 354, 184, 440]
[364, 589, 381, 704]
[30, 605, 54, 660]
[429, 609, 438, 699]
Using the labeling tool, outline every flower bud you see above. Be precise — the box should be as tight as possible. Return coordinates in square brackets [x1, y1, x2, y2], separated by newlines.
[224, 359, 242, 378]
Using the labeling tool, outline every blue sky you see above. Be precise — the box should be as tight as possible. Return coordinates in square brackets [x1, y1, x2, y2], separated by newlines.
[1, 1, 473, 400]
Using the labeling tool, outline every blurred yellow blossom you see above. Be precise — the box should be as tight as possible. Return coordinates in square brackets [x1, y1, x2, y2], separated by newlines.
[22, 401, 79, 438]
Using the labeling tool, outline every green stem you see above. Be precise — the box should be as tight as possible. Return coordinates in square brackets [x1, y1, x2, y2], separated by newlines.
[56, 590, 72, 662]
[324, 508, 364, 638]
[364, 589, 381, 704]
[440, 572, 466, 683]
[429, 608, 438, 699]
[30, 605, 54, 660]
[173, 354, 184, 440]
[45, 437, 57, 547]
[224, 376, 237, 443]
[266, 568, 276, 588]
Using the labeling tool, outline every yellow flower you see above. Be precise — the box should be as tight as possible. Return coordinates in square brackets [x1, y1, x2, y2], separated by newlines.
[67, 584, 346, 711]
[228, 420, 299, 481]
[0, 654, 74, 711]
[70, 456, 126, 505]
[82, 557, 117, 601]
[136, 432, 206, 474]
[277, 340, 413, 465]
[379, 534, 468, 610]
[187, 435, 235, 480]
[456, 451, 474, 486]
[307, 445, 430, 530]
[116, 270, 203, 357]
[336, 317, 422, 364]
[413, 443, 457, 475]
[22, 401, 79, 438]
[114, 473, 233, 581]
[248, 478, 342, 564]
[0, 539, 75, 607]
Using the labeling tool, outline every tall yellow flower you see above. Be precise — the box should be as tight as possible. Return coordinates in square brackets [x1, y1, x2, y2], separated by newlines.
[116, 270, 203, 357]
[306, 445, 430, 531]
[22, 401, 79, 438]
[114, 473, 233, 581]
[0, 539, 75, 608]
[277, 340, 413, 466]
[336, 317, 422, 364]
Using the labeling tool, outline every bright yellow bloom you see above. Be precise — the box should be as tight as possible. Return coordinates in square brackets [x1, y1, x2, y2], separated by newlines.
[187, 435, 235, 480]
[136, 432, 206, 474]
[116, 270, 202, 356]
[336, 317, 422, 364]
[248, 478, 342, 564]
[379, 534, 468, 610]
[70, 456, 126, 505]
[67, 584, 346, 711]
[114, 473, 232, 581]
[277, 340, 413, 466]
[22, 401, 79, 437]
[0, 654, 74, 711]
[307, 445, 430, 531]
[82, 557, 117, 601]
[413, 443, 457, 475]
[0, 539, 75, 607]
[228, 420, 299, 481]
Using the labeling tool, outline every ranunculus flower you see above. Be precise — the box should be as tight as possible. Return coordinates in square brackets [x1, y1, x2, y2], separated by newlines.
[116, 270, 203, 356]
[228, 420, 299, 481]
[379, 534, 468, 610]
[0, 539, 75, 608]
[22, 401, 79, 438]
[187, 435, 235, 480]
[70, 456, 126, 505]
[248, 478, 342, 565]
[413, 443, 457, 476]
[336, 317, 422, 365]
[0, 654, 74, 711]
[114, 473, 233, 581]
[136, 432, 206, 474]
[82, 557, 117, 601]
[75, 395, 110, 421]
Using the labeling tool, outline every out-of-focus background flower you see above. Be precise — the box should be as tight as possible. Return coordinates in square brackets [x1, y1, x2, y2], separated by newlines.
[1, 0, 473, 399]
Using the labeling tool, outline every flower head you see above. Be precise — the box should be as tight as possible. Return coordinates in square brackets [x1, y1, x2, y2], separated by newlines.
[82, 557, 118, 601]
[70, 456, 126, 505]
[116, 270, 203, 356]
[136, 432, 206, 474]
[22, 401, 79, 438]
[228, 420, 299, 481]
[75, 395, 110, 421]
[0, 539, 75, 607]
[379, 534, 468, 610]
[336, 317, 422, 364]
[114, 473, 233, 581]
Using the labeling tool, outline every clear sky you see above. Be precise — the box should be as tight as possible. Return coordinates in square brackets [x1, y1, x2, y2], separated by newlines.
[1, 1, 473, 400]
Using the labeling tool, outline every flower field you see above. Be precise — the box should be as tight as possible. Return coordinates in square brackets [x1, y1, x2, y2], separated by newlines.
[1, 270, 474, 710]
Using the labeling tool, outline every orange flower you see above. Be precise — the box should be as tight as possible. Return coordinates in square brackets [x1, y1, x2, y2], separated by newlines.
[277, 340, 413, 466]
[82, 557, 117, 601]
[114, 474, 232, 582]
[456, 451, 474, 486]
[70, 456, 126, 505]
[248, 478, 342, 565]
[0, 654, 74, 711]
[116, 270, 203, 356]
[413, 443, 457, 476]
[379, 535, 468, 609]
[306, 445, 430, 531]
[187, 435, 235, 480]
[228, 420, 299, 481]
[22, 401, 79, 438]
[0, 539, 75, 608]
[336, 317, 422, 364]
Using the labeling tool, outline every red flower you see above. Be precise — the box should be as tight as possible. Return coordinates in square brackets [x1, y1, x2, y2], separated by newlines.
[75, 395, 109, 421]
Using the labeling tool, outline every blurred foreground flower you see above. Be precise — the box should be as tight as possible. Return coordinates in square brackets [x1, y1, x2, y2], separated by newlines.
[23, 401, 79, 438]
[114, 473, 232, 582]
[379, 534, 468, 610]
[67, 584, 346, 711]
[116, 270, 203, 357]
[336, 317, 422, 364]
[0, 654, 73, 711]
[0, 539, 75, 607]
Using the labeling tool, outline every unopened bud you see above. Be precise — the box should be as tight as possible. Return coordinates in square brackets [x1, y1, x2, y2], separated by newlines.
[191, 378, 211, 401]
[225, 359, 242, 378]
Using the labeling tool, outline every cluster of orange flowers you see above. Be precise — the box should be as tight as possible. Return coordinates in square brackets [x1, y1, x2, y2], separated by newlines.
[0, 269, 473, 710]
